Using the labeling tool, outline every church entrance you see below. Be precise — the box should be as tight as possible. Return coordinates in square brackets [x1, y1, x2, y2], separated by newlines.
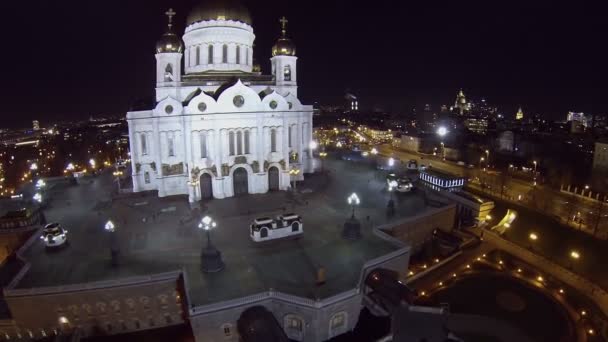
[200, 173, 213, 200]
[233, 167, 248, 196]
[268, 167, 280, 191]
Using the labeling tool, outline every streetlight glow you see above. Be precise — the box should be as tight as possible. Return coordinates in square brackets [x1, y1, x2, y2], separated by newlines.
[89, 159, 96, 168]
[371, 147, 378, 155]
[529, 233, 538, 241]
[33, 193, 42, 203]
[309, 140, 318, 150]
[105, 220, 115, 232]
[30, 163, 38, 171]
[570, 250, 580, 259]
[437, 126, 448, 137]
[348, 193, 360, 206]
[388, 157, 395, 167]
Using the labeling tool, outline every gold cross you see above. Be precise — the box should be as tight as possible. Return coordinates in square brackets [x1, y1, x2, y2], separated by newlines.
[165, 8, 176, 28]
[279, 16, 288, 36]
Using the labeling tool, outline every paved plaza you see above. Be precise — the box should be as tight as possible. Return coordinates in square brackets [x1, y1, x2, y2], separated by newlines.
[17, 159, 430, 305]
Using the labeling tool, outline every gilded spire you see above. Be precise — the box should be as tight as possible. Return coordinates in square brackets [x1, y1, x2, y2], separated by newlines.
[165, 8, 176, 31]
[279, 16, 288, 37]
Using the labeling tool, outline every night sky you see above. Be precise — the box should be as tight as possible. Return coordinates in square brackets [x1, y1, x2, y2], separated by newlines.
[2, 0, 608, 127]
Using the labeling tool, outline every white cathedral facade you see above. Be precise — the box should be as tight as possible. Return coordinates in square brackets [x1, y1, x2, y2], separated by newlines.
[127, 3, 314, 202]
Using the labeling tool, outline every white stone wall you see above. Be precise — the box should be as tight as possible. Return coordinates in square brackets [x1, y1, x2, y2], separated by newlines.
[183, 20, 255, 74]
[127, 80, 313, 202]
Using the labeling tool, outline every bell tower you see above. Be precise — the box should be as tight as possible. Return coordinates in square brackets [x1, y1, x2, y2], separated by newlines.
[155, 8, 183, 87]
[271, 17, 298, 95]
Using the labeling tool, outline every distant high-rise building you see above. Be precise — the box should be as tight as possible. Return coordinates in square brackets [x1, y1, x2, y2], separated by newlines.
[32, 120, 40, 131]
[567, 112, 589, 127]
[453, 89, 469, 115]
[515, 107, 524, 120]
[345, 93, 358, 112]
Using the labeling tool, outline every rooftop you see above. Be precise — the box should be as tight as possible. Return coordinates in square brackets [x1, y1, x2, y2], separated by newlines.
[14, 159, 430, 305]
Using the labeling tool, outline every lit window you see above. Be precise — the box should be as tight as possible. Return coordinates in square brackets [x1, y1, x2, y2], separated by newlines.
[284, 65, 291, 81]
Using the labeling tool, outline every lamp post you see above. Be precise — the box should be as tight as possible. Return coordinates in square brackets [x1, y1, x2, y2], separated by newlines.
[529, 232, 538, 250]
[569, 249, 580, 270]
[319, 151, 327, 172]
[348, 193, 360, 218]
[113, 169, 123, 192]
[485, 150, 490, 167]
[440, 142, 445, 160]
[289, 167, 301, 192]
[105, 220, 119, 266]
[198, 215, 224, 273]
[387, 181, 397, 217]
[343, 193, 362, 240]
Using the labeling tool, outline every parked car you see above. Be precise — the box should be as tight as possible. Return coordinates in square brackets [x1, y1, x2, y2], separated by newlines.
[40, 223, 68, 248]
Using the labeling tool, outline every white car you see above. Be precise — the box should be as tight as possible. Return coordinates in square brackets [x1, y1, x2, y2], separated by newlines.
[40, 223, 68, 248]
[395, 178, 414, 192]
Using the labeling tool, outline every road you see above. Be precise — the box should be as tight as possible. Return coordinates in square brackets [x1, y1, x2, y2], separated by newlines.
[377, 144, 608, 238]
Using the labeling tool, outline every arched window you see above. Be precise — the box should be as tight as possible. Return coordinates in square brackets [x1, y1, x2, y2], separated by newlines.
[144, 172, 150, 184]
[236, 46, 241, 64]
[244, 130, 250, 154]
[229, 131, 235, 156]
[236, 131, 243, 155]
[200, 132, 207, 159]
[246, 48, 249, 66]
[208, 45, 214, 64]
[270, 129, 277, 153]
[164, 64, 173, 82]
[196, 46, 200, 65]
[288, 126, 292, 148]
[284, 65, 292, 81]
[222, 44, 228, 63]
[167, 136, 175, 157]
[140, 134, 147, 155]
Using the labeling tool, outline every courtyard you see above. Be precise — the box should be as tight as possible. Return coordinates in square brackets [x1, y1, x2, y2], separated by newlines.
[17, 158, 433, 306]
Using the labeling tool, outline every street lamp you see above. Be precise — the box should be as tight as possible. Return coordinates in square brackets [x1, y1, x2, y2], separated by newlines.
[319, 151, 327, 172]
[289, 167, 301, 192]
[309, 140, 318, 151]
[387, 181, 397, 217]
[437, 126, 448, 137]
[529, 232, 538, 241]
[347, 193, 360, 218]
[388, 157, 395, 168]
[371, 147, 378, 155]
[89, 158, 96, 169]
[113, 169, 124, 192]
[533, 160, 538, 174]
[485, 150, 490, 167]
[66, 163, 75, 171]
[33, 192, 42, 203]
[105, 220, 119, 266]
[35, 179, 46, 189]
[30, 163, 38, 171]
[570, 250, 580, 259]
[198, 215, 224, 272]
[343, 193, 362, 240]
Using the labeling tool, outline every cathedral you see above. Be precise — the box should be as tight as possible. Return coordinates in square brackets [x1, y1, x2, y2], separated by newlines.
[127, 1, 315, 202]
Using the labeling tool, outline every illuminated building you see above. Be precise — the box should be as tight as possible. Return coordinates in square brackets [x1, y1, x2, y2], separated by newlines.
[515, 107, 524, 120]
[127, 6, 314, 202]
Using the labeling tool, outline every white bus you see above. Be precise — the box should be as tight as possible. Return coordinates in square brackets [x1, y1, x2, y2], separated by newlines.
[250, 213, 303, 242]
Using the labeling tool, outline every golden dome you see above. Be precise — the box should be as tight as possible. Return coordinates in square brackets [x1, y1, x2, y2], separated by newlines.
[272, 16, 296, 57]
[187, 0, 252, 26]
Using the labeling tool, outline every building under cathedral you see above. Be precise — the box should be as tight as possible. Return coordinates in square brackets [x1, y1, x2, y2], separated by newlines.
[127, 1, 314, 202]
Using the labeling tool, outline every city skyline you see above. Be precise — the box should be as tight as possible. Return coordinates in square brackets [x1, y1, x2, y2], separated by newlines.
[2, 0, 608, 126]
